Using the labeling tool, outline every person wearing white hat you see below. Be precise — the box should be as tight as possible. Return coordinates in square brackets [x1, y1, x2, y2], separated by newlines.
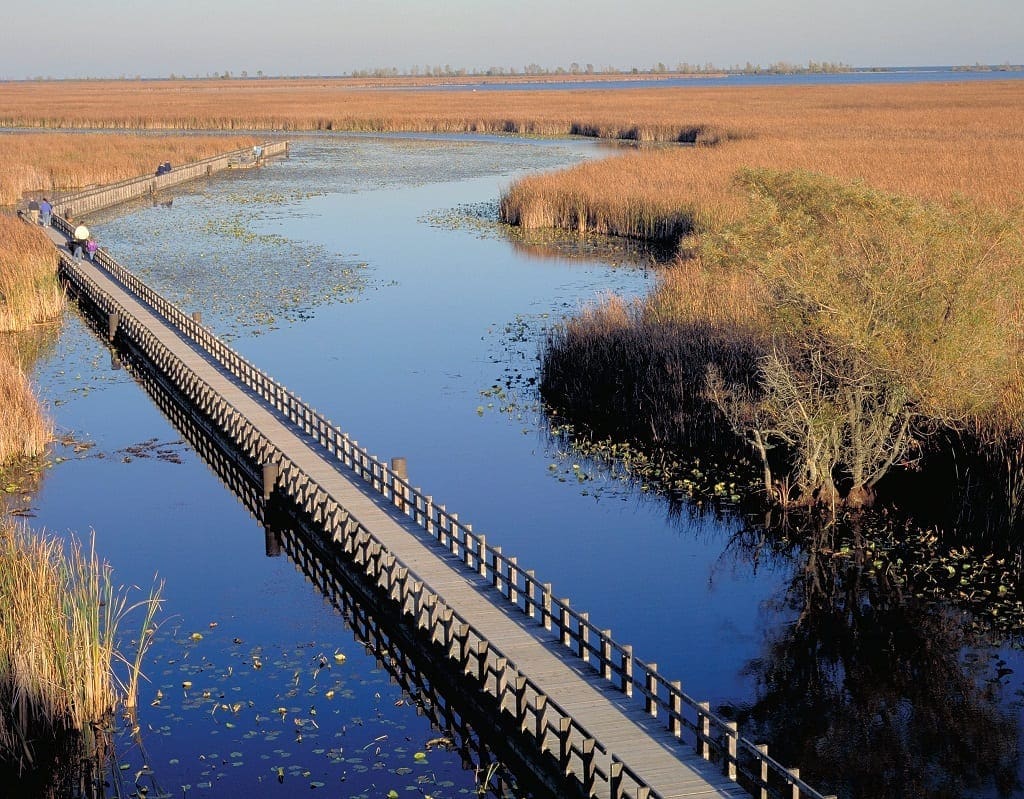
[72, 223, 90, 259]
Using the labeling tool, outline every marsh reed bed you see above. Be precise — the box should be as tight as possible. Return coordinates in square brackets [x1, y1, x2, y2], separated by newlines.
[0, 133, 259, 206]
[0, 521, 162, 775]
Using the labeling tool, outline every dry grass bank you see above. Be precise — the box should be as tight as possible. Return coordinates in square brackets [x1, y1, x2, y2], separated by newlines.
[0, 216, 60, 465]
[0, 132, 259, 205]
[502, 82, 1024, 242]
[0, 215, 63, 332]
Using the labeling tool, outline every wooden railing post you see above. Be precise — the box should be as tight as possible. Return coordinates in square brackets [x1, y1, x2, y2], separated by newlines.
[476, 640, 489, 686]
[621, 645, 633, 697]
[789, 768, 801, 799]
[558, 717, 572, 774]
[456, 624, 471, 673]
[610, 758, 624, 799]
[581, 738, 596, 794]
[524, 570, 536, 618]
[559, 599, 571, 647]
[508, 556, 519, 604]
[725, 721, 738, 780]
[697, 701, 711, 759]
[515, 676, 528, 732]
[645, 664, 658, 716]
[578, 612, 589, 662]
[541, 583, 552, 630]
[390, 456, 407, 513]
[670, 680, 682, 738]
[756, 744, 769, 799]
[534, 695, 548, 747]
[491, 545, 502, 590]
[601, 630, 613, 680]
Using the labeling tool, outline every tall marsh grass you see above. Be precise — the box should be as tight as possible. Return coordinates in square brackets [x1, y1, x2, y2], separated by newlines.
[0, 133, 259, 205]
[0, 521, 162, 770]
[0, 214, 64, 333]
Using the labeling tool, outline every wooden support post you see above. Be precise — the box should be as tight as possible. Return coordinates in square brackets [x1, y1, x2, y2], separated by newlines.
[559, 599, 571, 647]
[697, 702, 711, 759]
[621, 645, 633, 697]
[390, 457, 407, 512]
[581, 738, 596, 795]
[495, 657, 507, 708]
[670, 681, 682, 738]
[524, 570, 536, 617]
[789, 768, 800, 799]
[264, 526, 281, 557]
[508, 557, 519, 604]
[756, 744, 769, 799]
[601, 631, 613, 681]
[534, 694, 548, 748]
[541, 583, 552, 630]
[107, 311, 119, 342]
[457, 624, 471, 672]
[578, 612, 589, 661]
[515, 676, 528, 733]
[262, 461, 278, 501]
[476, 641, 489, 686]
[725, 721, 738, 780]
[558, 717, 572, 774]
[491, 545, 503, 590]
[645, 664, 658, 716]
[477, 533, 487, 577]
[610, 759, 624, 799]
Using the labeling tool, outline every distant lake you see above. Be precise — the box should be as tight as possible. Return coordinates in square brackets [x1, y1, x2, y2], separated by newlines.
[415, 66, 1024, 92]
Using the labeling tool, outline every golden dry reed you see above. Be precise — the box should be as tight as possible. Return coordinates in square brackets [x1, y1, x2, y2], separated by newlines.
[0, 215, 63, 332]
[0, 133, 259, 206]
[0, 215, 60, 464]
[0, 522, 162, 768]
[502, 82, 1024, 240]
[0, 344, 52, 465]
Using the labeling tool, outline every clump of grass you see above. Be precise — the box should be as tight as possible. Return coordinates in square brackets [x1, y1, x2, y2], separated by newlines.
[0, 522, 162, 771]
[0, 214, 63, 333]
[0, 344, 52, 465]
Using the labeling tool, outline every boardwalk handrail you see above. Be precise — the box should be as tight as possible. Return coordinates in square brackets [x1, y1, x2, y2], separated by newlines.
[52, 141, 288, 219]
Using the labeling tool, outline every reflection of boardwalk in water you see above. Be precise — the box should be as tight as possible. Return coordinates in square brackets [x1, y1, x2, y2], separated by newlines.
[120, 350, 556, 796]
[37, 160, 830, 799]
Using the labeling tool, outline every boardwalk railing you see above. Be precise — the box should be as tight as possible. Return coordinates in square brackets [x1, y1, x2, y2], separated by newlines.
[53, 141, 287, 219]
[45, 148, 829, 799]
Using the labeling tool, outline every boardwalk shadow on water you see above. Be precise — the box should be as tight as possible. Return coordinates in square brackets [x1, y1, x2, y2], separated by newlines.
[110, 333, 580, 799]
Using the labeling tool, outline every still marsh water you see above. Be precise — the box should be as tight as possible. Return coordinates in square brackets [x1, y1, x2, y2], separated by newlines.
[22, 134, 1024, 798]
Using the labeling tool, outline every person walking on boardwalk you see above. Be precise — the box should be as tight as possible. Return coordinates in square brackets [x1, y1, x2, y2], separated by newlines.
[72, 223, 90, 259]
[86, 238, 98, 262]
[27, 198, 39, 224]
[39, 198, 52, 226]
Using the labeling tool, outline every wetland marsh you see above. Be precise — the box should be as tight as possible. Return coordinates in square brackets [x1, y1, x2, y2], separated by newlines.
[16, 133, 1024, 798]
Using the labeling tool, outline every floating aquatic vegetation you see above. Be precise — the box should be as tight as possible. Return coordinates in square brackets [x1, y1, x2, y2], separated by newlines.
[421, 200, 662, 267]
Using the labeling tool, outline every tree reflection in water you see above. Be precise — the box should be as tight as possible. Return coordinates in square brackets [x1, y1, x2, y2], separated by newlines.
[732, 521, 1021, 799]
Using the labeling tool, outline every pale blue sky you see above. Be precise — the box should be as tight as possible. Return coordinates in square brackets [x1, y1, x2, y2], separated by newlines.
[2, 0, 1020, 79]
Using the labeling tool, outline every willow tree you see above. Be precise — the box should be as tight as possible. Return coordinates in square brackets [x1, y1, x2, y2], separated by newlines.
[705, 170, 1024, 507]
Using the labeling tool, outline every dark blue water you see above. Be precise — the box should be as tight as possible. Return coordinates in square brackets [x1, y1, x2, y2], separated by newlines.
[24, 133, 1024, 799]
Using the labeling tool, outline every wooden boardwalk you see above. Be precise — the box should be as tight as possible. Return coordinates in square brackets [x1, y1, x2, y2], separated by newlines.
[32, 155, 829, 799]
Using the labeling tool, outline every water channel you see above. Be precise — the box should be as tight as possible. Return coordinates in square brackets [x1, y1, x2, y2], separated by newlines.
[20, 134, 1024, 798]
